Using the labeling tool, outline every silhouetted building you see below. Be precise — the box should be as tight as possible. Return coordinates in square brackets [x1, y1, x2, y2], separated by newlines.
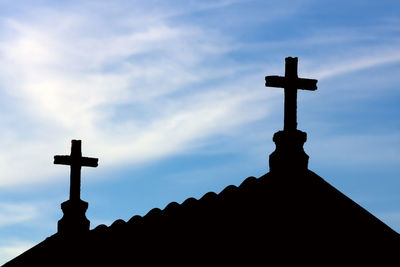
[3, 58, 399, 266]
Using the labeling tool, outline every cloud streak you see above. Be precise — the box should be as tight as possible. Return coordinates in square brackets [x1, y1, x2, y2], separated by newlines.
[312, 48, 400, 80]
[0, 202, 38, 226]
[0, 1, 398, 187]
[0, 3, 274, 187]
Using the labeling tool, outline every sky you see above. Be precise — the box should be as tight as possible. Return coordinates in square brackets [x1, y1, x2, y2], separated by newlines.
[0, 0, 400, 263]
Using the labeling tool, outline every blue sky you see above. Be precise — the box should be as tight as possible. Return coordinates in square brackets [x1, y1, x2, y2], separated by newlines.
[0, 0, 400, 263]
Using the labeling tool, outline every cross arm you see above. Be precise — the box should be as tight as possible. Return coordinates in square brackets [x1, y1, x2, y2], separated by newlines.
[81, 157, 98, 167]
[297, 78, 317, 90]
[265, 76, 317, 90]
[265, 75, 286, 88]
[54, 155, 71, 165]
[53, 155, 98, 167]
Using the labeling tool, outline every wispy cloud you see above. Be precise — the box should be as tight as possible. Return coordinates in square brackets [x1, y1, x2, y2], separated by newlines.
[312, 48, 400, 80]
[0, 0, 397, 189]
[0, 3, 274, 187]
[0, 203, 38, 226]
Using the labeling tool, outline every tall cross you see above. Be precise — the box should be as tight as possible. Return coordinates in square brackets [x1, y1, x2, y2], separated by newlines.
[54, 140, 98, 201]
[265, 57, 317, 131]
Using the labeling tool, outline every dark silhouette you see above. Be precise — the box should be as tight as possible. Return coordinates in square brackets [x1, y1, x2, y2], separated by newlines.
[266, 57, 317, 172]
[266, 56, 317, 132]
[54, 140, 98, 235]
[3, 57, 399, 266]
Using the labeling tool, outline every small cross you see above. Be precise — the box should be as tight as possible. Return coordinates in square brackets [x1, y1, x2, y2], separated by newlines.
[265, 57, 317, 131]
[54, 140, 98, 201]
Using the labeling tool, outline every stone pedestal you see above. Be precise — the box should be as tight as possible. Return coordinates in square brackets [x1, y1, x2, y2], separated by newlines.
[269, 130, 309, 173]
[58, 199, 90, 235]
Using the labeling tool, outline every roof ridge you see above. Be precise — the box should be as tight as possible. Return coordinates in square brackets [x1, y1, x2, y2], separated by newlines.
[91, 175, 260, 232]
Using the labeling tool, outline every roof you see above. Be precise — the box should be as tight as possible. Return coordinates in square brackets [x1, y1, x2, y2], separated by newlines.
[4, 169, 400, 266]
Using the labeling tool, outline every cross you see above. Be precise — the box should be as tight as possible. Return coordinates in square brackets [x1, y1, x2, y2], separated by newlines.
[265, 57, 317, 131]
[54, 140, 98, 201]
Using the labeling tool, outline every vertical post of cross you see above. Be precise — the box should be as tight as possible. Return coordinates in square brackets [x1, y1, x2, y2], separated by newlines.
[284, 57, 298, 131]
[70, 141, 81, 201]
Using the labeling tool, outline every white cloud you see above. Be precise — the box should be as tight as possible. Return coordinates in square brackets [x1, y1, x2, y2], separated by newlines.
[0, 0, 396, 188]
[93, 83, 274, 166]
[0, 3, 274, 187]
